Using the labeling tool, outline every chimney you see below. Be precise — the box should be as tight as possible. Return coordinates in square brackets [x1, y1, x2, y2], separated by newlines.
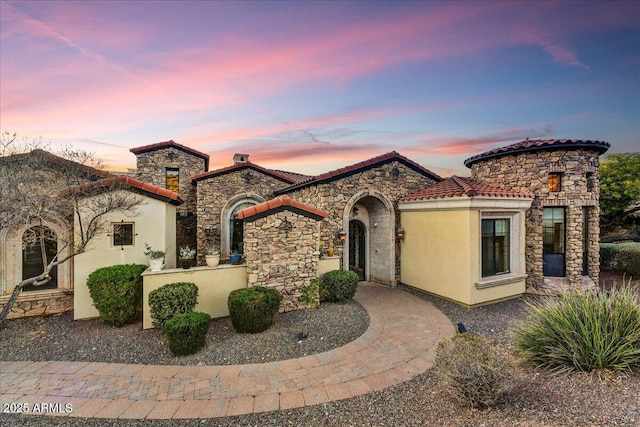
[233, 153, 250, 164]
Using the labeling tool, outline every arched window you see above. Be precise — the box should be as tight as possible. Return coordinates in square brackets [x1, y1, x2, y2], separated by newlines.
[221, 194, 265, 257]
[230, 202, 255, 254]
[22, 226, 58, 292]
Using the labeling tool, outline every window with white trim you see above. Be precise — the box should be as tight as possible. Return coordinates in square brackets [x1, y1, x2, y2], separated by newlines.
[482, 218, 510, 277]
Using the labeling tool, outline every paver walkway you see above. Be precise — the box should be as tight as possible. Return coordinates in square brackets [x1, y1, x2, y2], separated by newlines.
[0, 282, 455, 419]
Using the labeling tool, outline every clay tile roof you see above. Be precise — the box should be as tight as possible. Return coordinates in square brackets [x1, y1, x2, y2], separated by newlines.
[236, 195, 328, 222]
[69, 175, 184, 205]
[130, 140, 210, 170]
[400, 176, 532, 201]
[190, 161, 305, 184]
[276, 151, 442, 194]
[464, 139, 610, 168]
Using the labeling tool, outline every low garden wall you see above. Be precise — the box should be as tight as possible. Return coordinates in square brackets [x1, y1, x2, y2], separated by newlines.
[319, 256, 340, 276]
[142, 264, 247, 329]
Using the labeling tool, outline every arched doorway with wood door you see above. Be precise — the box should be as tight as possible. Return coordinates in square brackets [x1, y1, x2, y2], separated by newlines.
[342, 190, 396, 286]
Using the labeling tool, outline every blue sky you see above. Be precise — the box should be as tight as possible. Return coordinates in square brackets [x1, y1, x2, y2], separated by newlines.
[1, 0, 638, 176]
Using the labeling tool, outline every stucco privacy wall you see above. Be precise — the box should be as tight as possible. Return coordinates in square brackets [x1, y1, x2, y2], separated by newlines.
[74, 191, 177, 320]
[469, 147, 603, 290]
[142, 265, 247, 329]
[194, 167, 293, 261]
[287, 160, 439, 284]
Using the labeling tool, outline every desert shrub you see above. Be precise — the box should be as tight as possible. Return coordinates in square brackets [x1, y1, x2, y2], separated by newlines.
[319, 270, 358, 302]
[614, 243, 640, 278]
[434, 333, 512, 409]
[86, 264, 147, 327]
[512, 286, 640, 372]
[600, 243, 616, 268]
[149, 282, 199, 328]
[228, 286, 282, 333]
[163, 311, 211, 356]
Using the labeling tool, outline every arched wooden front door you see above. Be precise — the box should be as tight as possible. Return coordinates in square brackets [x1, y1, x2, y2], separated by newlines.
[349, 219, 366, 280]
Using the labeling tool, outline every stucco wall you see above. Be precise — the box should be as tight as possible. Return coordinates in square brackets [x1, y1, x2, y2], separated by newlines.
[74, 191, 177, 320]
[318, 256, 340, 276]
[142, 264, 247, 329]
[400, 199, 529, 306]
[400, 209, 473, 303]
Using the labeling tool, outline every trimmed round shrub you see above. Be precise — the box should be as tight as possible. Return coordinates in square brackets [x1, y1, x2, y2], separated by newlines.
[149, 282, 199, 328]
[434, 333, 512, 409]
[163, 311, 211, 356]
[614, 243, 640, 277]
[228, 286, 282, 333]
[600, 243, 616, 268]
[86, 264, 147, 327]
[319, 270, 358, 302]
[512, 286, 640, 373]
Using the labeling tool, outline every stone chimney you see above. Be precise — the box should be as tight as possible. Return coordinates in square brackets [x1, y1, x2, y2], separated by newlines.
[233, 153, 250, 164]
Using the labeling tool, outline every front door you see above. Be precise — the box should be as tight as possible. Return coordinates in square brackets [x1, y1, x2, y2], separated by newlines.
[349, 220, 366, 280]
[543, 207, 566, 277]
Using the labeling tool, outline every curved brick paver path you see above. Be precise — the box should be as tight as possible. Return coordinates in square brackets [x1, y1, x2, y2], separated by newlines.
[0, 282, 455, 419]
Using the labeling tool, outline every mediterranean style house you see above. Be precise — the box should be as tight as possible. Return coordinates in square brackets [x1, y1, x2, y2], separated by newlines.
[0, 138, 610, 320]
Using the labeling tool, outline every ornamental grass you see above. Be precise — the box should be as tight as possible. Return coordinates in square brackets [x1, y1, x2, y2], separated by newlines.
[512, 285, 640, 373]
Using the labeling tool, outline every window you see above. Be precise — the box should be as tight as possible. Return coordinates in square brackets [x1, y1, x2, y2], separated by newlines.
[548, 173, 561, 192]
[542, 207, 566, 276]
[482, 218, 510, 277]
[112, 222, 134, 246]
[166, 168, 179, 193]
[22, 226, 58, 291]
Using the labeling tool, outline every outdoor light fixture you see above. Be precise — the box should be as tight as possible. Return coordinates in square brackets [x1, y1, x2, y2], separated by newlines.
[391, 165, 400, 178]
[396, 227, 405, 240]
[338, 229, 347, 242]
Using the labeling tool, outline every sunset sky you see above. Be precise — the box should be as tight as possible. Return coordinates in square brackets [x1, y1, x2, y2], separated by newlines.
[1, 1, 638, 177]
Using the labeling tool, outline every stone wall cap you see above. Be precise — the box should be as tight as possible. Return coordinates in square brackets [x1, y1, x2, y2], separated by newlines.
[236, 195, 328, 221]
[464, 139, 610, 168]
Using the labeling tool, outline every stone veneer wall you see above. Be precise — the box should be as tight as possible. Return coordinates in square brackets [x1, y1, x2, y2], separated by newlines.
[1, 291, 73, 319]
[195, 169, 292, 264]
[243, 211, 321, 312]
[134, 147, 207, 253]
[288, 161, 438, 283]
[469, 148, 602, 290]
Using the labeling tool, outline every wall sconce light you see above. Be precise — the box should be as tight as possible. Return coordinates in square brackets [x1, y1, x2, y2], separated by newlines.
[391, 165, 400, 179]
[338, 229, 347, 242]
[396, 227, 405, 240]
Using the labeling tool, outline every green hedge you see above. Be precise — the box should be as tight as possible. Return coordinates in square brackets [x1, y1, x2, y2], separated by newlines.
[600, 242, 640, 277]
[228, 286, 282, 333]
[149, 282, 199, 328]
[319, 270, 358, 302]
[86, 264, 147, 327]
[163, 311, 211, 356]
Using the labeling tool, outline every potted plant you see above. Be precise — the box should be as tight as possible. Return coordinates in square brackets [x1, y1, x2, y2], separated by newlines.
[229, 250, 242, 265]
[144, 243, 165, 272]
[179, 245, 196, 269]
[326, 247, 335, 257]
[205, 245, 220, 267]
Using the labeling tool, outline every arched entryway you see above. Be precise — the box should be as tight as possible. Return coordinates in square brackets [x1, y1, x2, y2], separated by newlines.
[343, 191, 396, 286]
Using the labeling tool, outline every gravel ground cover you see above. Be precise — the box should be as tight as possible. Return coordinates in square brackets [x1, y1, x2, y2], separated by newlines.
[2, 285, 639, 427]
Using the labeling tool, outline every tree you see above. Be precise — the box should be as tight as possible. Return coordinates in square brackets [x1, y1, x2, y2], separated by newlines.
[0, 132, 143, 325]
[599, 152, 640, 234]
